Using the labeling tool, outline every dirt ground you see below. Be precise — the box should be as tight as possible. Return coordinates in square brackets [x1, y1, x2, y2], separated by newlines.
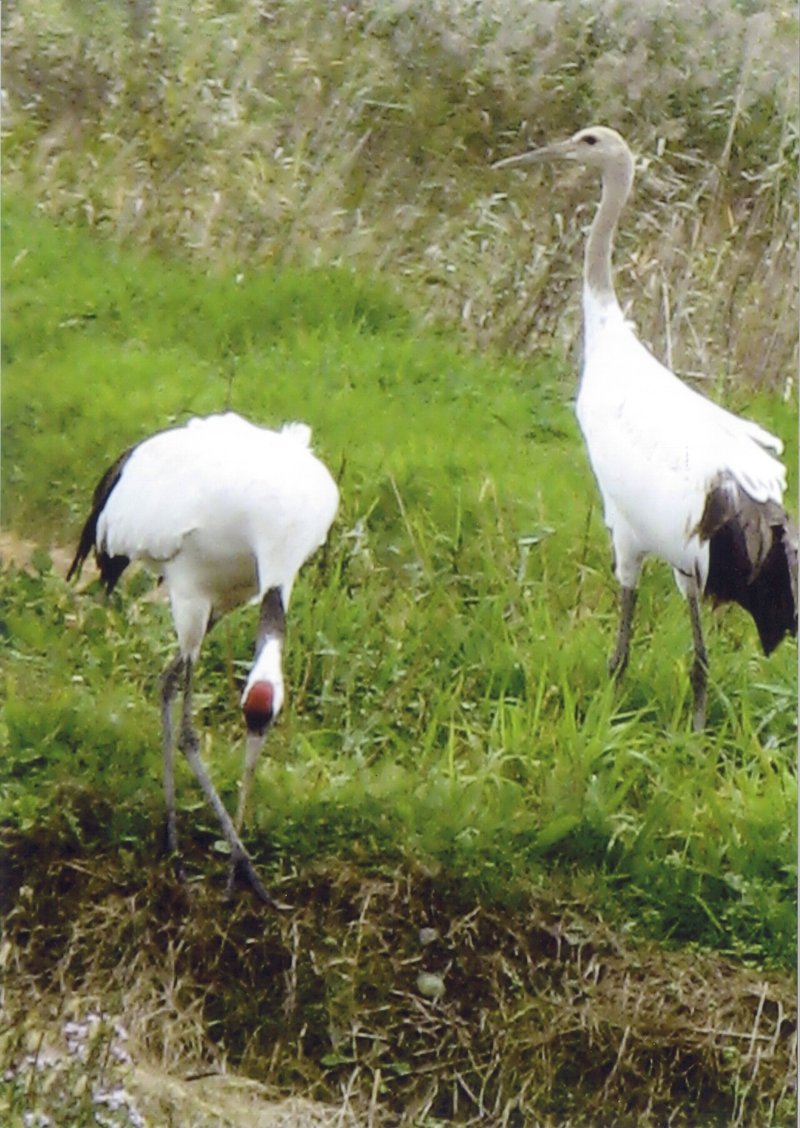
[2, 844, 796, 1127]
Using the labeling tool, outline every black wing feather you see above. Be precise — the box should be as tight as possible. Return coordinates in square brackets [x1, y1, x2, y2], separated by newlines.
[67, 445, 136, 592]
[700, 476, 798, 655]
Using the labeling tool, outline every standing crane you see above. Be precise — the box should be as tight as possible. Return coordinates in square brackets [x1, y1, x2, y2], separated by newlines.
[495, 127, 797, 728]
[68, 412, 339, 904]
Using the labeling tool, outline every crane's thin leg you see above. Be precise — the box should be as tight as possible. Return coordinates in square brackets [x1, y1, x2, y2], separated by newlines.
[609, 586, 637, 680]
[177, 658, 285, 909]
[160, 653, 186, 881]
[687, 588, 708, 732]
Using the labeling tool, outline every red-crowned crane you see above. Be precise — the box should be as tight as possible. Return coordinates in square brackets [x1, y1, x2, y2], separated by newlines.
[495, 127, 797, 728]
[68, 412, 339, 904]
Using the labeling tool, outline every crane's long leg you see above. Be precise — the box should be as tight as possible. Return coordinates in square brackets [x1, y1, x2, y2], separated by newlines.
[160, 653, 186, 881]
[609, 586, 637, 680]
[687, 588, 708, 731]
[177, 657, 284, 909]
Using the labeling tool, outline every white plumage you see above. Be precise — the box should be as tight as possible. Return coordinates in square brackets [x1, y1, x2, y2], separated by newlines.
[496, 126, 797, 728]
[69, 412, 339, 903]
[579, 299, 785, 591]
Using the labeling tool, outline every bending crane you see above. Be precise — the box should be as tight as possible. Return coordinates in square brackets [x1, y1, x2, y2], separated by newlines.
[496, 127, 797, 728]
[69, 412, 339, 903]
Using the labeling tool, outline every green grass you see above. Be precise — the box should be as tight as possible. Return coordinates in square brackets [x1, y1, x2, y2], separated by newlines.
[2, 5, 797, 1120]
[2, 195, 796, 972]
[4, 0, 798, 394]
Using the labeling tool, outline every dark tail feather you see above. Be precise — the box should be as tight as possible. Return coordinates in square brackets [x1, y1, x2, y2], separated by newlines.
[700, 477, 798, 655]
[67, 512, 100, 583]
[67, 446, 136, 593]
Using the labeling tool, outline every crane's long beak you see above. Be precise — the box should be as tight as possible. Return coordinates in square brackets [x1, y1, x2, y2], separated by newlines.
[492, 139, 573, 170]
[234, 727, 269, 835]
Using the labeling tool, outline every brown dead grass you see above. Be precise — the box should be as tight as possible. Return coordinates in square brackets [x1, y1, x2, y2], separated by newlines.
[3, 0, 798, 394]
[1, 842, 796, 1127]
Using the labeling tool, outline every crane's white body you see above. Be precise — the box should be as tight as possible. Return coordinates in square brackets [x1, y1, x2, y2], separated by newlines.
[578, 292, 787, 594]
[96, 413, 339, 702]
[72, 410, 339, 902]
[495, 125, 796, 727]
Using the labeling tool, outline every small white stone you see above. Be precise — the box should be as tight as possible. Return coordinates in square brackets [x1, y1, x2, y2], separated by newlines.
[416, 972, 445, 999]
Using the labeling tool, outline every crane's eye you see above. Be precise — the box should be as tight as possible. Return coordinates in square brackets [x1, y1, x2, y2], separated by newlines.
[581, 135, 597, 146]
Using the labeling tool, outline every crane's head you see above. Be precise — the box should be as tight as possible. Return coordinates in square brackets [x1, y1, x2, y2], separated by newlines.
[242, 676, 284, 736]
[493, 125, 633, 173]
[241, 586, 286, 737]
[242, 642, 285, 735]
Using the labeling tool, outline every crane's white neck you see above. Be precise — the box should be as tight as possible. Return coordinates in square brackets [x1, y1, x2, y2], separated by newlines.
[583, 154, 634, 310]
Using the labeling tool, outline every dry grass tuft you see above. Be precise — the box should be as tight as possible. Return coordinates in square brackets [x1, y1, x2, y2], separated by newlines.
[2, 845, 796, 1126]
[3, 0, 798, 391]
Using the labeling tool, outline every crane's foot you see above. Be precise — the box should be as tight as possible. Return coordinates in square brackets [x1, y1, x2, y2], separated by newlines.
[170, 853, 189, 887]
[225, 851, 291, 911]
[158, 820, 190, 886]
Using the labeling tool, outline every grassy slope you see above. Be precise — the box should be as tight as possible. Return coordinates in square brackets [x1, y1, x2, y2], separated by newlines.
[3, 0, 799, 388]
[1, 2, 798, 1119]
[2, 195, 796, 973]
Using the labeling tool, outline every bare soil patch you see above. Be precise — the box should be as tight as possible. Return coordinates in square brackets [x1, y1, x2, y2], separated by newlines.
[2, 839, 795, 1126]
[0, 529, 74, 577]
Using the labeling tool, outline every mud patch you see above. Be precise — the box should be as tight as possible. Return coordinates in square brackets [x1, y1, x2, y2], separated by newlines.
[1, 845, 796, 1126]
